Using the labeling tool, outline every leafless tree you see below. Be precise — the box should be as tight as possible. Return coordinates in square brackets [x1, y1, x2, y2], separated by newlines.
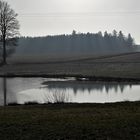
[45, 89, 71, 103]
[0, 0, 19, 64]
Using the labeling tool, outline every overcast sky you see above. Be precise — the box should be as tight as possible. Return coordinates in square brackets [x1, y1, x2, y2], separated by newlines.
[6, 0, 140, 43]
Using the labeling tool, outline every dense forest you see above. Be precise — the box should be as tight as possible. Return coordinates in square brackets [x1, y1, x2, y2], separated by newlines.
[0, 30, 138, 58]
[15, 30, 136, 56]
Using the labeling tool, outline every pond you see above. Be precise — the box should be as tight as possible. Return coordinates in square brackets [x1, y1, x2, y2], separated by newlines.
[0, 77, 140, 106]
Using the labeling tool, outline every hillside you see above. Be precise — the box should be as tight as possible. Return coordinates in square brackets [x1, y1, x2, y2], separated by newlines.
[75, 52, 140, 63]
[8, 51, 140, 64]
[0, 52, 140, 80]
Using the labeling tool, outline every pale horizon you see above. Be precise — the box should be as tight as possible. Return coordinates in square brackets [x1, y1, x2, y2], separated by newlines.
[6, 0, 140, 44]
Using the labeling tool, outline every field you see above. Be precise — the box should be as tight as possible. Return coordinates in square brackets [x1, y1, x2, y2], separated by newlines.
[0, 53, 140, 139]
[0, 52, 140, 80]
[0, 102, 140, 140]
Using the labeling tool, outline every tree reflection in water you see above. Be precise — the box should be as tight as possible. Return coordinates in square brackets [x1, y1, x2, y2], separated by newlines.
[43, 81, 132, 95]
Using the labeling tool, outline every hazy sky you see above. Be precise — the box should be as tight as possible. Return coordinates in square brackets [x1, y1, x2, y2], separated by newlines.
[6, 0, 140, 43]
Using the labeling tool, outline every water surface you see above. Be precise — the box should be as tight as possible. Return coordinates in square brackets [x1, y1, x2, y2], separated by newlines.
[0, 77, 140, 105]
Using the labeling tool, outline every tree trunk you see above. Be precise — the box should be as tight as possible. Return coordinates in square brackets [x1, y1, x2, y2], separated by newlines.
[2, 36, 7, 64]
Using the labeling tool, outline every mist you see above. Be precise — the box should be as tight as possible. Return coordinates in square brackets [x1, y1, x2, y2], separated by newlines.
[7, 30, 137, 63]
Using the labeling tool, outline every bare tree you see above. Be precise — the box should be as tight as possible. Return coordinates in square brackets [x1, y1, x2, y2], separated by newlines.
[45, 89, 71, 103]
[0, 0, 19, 64]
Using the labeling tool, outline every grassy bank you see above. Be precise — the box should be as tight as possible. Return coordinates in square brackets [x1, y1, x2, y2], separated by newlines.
[0, 102, 140, 139]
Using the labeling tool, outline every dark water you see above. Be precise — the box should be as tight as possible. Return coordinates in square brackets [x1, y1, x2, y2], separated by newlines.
[0, 77, 140, 105]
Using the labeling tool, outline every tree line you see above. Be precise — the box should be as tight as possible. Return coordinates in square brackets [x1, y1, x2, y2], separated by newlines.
[16, 30, 136, 56]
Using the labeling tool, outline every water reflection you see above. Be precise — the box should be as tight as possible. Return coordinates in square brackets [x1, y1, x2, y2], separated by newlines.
[3, 78, 7, 106]
[0, 77, 140, 106]
[43, 81, 131, 94]
[0, 78, 8, 106]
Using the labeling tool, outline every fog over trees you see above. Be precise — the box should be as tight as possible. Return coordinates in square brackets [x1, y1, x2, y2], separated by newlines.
[14, 30, 137, 57]
[1, 30, 138, 60]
